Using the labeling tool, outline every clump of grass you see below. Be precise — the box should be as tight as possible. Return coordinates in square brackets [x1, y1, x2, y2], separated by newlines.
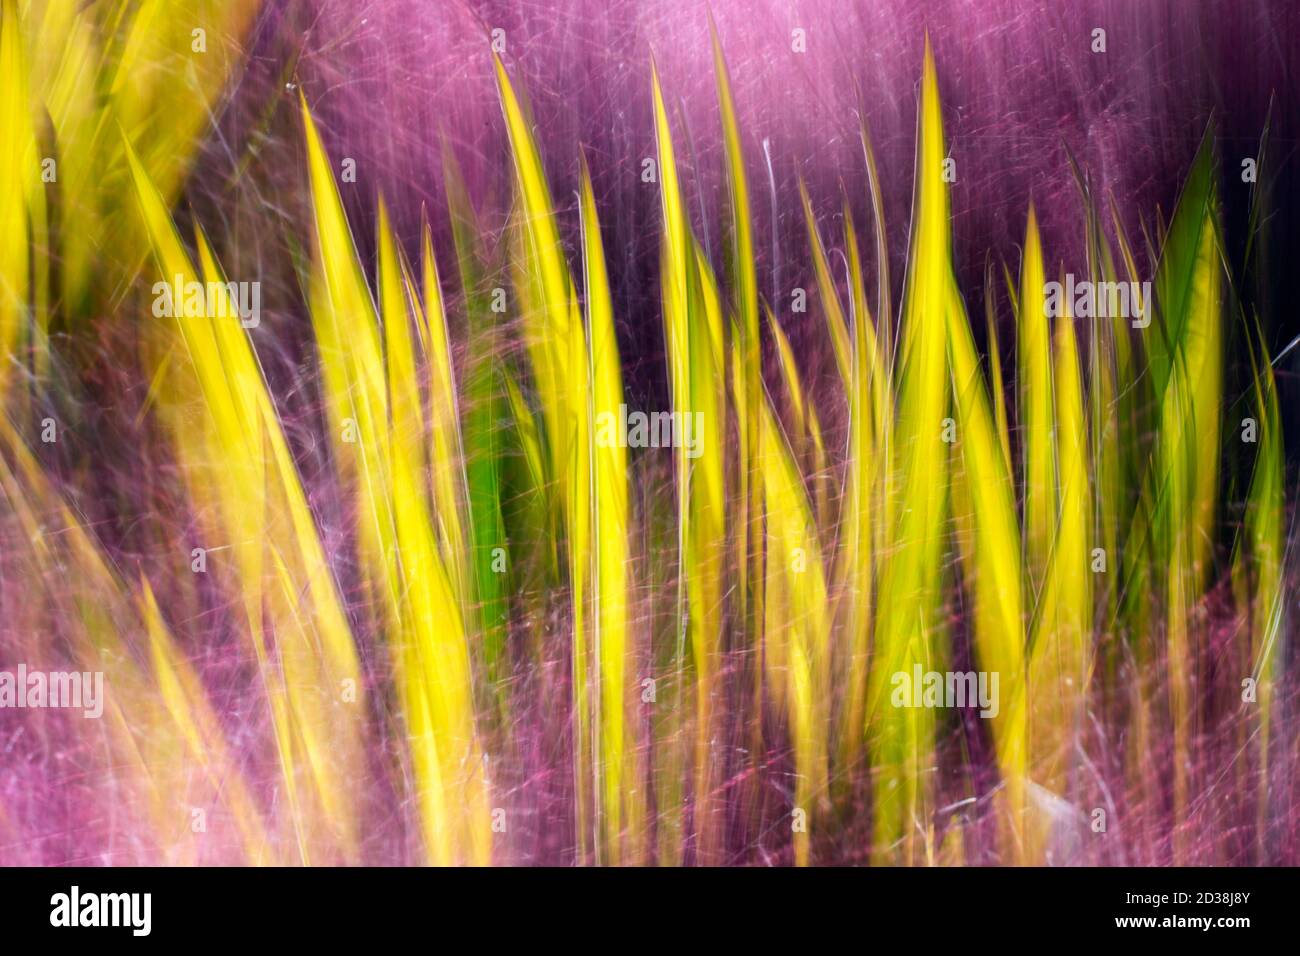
[0, 2, 1293, 866]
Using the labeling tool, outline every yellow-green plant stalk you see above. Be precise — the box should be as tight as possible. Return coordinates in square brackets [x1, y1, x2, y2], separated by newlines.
[864, 38, 951, 865]
[982, 259, 1013, 475]
[829, 201, 885, 778]
[947, 273, 1028, 863]
[495, 55, 596, 854]
[496, 58, 641, 863]
[1148, 133, 1222, 858]
[1026, 284, 1092, 859]
[759, 392, 830, 865]
[861, 119, 895, 376]
[775, 200, 838, 530]
[710, 18, 760, 648]
[1018, 205, 1056, 599]
[862, 123, 899, 561]
[382, 200, 493, 865]
[800, 181, 853, 396]
[1065, 162, 1122, 649]
[581, 155, 641, 864]
[761, 303, 812, 715]
[767, 307, 813, 463]
[418, 217, 471, 604]
[299, 102, 489, 864]
[653, 62, 727, 863]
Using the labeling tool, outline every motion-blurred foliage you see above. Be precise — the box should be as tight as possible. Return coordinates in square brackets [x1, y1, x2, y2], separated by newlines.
[0, 1, 1289, 865]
